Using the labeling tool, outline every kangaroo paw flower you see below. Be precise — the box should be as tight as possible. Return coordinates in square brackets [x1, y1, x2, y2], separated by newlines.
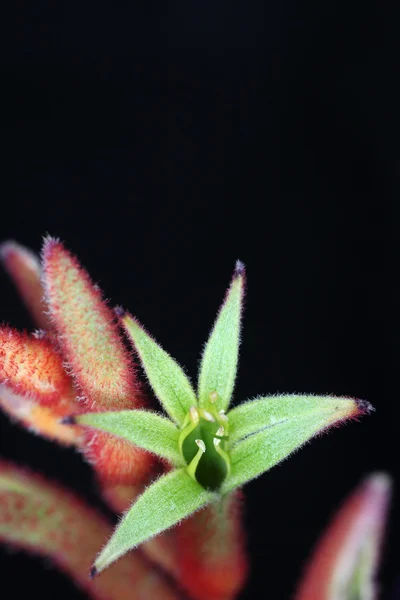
[73, 260, 373, 585]
[295, 472, 392, 600]
[0, 460, 179, 600]
[41, 237, 141, 411]
[41, 238, 154, 483]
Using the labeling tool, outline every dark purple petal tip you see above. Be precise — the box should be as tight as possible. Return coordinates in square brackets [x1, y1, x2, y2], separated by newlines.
[89, 566, 98, 580]
[234, 260, 245, 278]
[114, 305, 126, 318]
[60, 415, 77, 425]
[355, 399, 375, 414]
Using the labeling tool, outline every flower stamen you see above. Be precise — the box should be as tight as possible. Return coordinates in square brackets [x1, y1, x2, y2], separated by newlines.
[179, 400, 231, 491]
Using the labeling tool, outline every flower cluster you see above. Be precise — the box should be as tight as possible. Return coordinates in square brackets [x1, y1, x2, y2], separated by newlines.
[0, 238, 374, 599]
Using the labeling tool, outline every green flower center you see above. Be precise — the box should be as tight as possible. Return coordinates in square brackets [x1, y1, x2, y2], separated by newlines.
[178, 393, 230, 491]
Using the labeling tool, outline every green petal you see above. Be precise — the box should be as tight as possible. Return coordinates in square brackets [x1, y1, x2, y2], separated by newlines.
[121, 313, 197, 425]
[93, 469, 215, 574]
[228, 394, 373, 445]
[222, 395, 373, 493]
[198, 262, 245, 412]
[75, 410, 183, 466]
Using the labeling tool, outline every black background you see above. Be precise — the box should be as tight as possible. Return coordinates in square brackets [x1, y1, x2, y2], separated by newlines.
[1, 1, 397, 598]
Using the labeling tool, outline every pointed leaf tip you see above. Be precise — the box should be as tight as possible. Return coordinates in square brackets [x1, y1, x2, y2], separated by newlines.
[234, 260, 245, 278]
[355, 398, 375, 414]
[41, 238, 141, 411]
[198, 263, 245, 411]
[89, 566, 98, 580]
[114, 305, 126, 319]
[60, 415, 77, 425]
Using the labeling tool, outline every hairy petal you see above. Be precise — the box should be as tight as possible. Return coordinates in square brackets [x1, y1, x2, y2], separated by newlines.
[296, 473, 392, 600]
[41, 238, 140, 410]
[82, 431, 155, 486]
[94, 469, 215, 574]
[76, 410, 182, 466]
[42, 238, 153, 483]
[198, 261, 245, 412]
[0, 240, 51, 330]
[0, 461, 179, 600]
[223, 396, 372, 493]
[121, 313, 197, 425]
[0, 327, 73, 407]
[104, 493, 187, 576]
[175, 490, 248, 600]
[99, 481, 144, 513]
[229, 394, 374, 445]
[0, 384, 81, 446]
[0, 327, 80, 445]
